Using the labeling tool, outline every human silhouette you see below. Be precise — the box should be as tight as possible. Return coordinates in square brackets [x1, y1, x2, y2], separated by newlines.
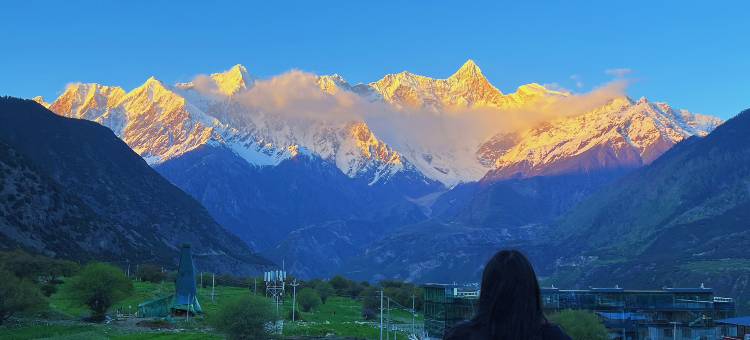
[444, 250, 571, 340]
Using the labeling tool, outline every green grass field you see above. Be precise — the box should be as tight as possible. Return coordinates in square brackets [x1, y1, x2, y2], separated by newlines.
[0, 323, 221, 340]
[4, 279, 422, 339]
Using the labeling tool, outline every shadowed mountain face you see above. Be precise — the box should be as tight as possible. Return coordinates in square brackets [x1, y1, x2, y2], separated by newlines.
[0, 98, 272, 274]
[545, 108, 750, 310]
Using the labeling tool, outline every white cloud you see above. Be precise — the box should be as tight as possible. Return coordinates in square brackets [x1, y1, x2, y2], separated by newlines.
[188, 70, 630, 171]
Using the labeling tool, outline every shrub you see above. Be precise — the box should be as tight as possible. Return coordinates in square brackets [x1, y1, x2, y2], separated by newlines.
[210, 295, 275, 340]
[297, 288, 321, 312]
[315, 281, 334, 304]
[0, 269, 45, 325]
[40, 283, 57, 297]
[362, 308, 377, 320]
[136, 264, 166, 283]
[329, 275, 350, 295]
[0, 250, 79, 282]
[67, 263, 133, 322]
[360, 286, 380, 319]
[287, 308, 302, 321]
[549, 310, 608, 340]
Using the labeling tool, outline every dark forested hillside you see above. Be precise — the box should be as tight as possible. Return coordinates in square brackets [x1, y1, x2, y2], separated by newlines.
[0, 97, 272, 274]
[548, 108, 750, 310]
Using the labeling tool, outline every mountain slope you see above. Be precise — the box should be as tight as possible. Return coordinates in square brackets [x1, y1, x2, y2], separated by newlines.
[347, 96, 722, 282]
[0, 140, 136, 259]
[0, 97, 271, 274]
[547, 108, 750, 308]
[155, 145, 428, 252]
[480, 97, 721, 180]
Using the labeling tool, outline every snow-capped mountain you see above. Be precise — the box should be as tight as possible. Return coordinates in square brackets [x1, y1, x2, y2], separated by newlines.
[39, 61, 724, 278]
[479, 96, 722, 180]
[368, 60, 567, 110]
[47, 66, 422, 188]
[44, 60, 719, 189]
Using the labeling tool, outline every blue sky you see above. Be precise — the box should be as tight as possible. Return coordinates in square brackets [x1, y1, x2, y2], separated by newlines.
[1, 0, 747, 118]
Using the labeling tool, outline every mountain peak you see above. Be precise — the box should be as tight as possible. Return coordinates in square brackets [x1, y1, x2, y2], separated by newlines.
[32, 96, 50, 108]
[229, 63, 248, 74]
[210, 64, 251, 96]
[450, 59, 484, 80]
[144, 76, 162, 86]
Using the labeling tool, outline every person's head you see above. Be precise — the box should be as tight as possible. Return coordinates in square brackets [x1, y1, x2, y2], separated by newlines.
[476, 249, 545, 339]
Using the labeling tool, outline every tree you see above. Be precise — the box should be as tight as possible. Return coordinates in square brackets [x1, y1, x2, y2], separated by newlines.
[136, 264, 166, 283]
[67, 263, 133, 322]
[0, 269, 45, 325]
[361, 286, 380, 320]
[345, 281, 365, 298]
[0, 250, 79, 282]
[297, 287, 321, 312]
[210, 295, 275, 340]
[329, 275, 350, 295]
[315, 281, 334, 304]
[549, 310, 608, 340]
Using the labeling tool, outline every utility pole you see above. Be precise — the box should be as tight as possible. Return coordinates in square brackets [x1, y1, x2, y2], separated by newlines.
[385, 296, 391, 340]
[380, 290, 384, 340]
[211, 273, 216, 303]
[412, 293, 416, 335]
[186, 294, 190, 323]
[200, 272, 203, 289]
[254, 278, 257, 295]
[290, 279, 300, 322]
[126, 262, 130, 277]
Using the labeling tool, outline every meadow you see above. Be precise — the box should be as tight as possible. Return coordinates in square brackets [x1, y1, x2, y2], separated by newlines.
[1, 278, 421, 340]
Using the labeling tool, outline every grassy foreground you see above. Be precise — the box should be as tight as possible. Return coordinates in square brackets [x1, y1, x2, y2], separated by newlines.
[3, 279, 421, 339]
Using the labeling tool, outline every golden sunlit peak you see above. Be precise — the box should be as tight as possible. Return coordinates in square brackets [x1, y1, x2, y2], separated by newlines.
[228, 64, 248, 74]
[450, 59, 483, 78]
[210, 64, 251, 96]
[144, 76, 162, 85]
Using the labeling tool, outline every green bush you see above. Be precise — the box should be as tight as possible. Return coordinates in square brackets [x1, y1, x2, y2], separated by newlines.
[40, 282, 57, 297]
[329, 275, 349, 295]
[360, 286, 380, 319]
[66, 262, 133, 322]
[297, 287, 321, 312]
[0, 250, 79, 282]
[549, 310, 608, 340]
[287, 308, 302, 321]
[315, 281, 334, 304]
[210, 295, 275, 340]
[0, 269, 45, 324]
[136, 264, 166, 283]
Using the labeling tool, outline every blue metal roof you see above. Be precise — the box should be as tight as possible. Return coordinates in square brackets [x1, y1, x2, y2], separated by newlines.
[597, 312, 649, 321]
[716, 316, 750, 327]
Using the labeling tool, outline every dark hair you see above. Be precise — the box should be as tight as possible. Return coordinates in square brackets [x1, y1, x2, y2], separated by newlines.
[474, 250, 546, 340]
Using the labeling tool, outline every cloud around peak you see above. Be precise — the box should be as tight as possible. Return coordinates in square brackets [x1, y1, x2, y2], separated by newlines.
[186, 66, 631, 169]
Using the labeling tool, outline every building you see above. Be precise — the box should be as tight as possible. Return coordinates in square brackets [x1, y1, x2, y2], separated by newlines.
[716, 316, 750, 339]
[423, 284, 479, 339]
[171, 244, 202, 316]
[542, 286, 735, 339]
[137, 244, 202, 318]
[422, 284, 736, 340]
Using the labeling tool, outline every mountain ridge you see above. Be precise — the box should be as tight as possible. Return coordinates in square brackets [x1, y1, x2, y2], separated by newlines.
[0, 97, 272, 274]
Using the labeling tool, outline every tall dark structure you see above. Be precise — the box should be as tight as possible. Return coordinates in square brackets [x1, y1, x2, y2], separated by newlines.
[172, 244, 202, 315]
